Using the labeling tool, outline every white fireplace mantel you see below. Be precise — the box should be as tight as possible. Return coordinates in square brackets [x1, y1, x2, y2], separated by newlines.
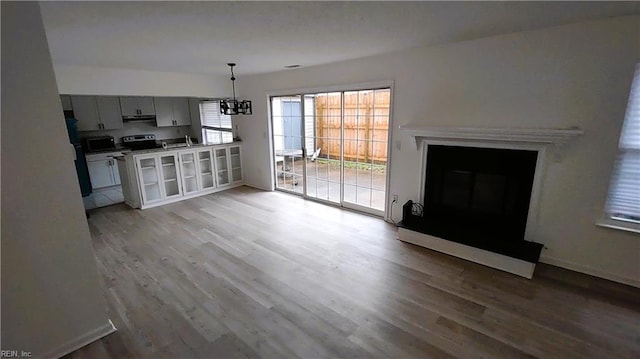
[397, 124, 584, 278]
[400, 125, 584, 157]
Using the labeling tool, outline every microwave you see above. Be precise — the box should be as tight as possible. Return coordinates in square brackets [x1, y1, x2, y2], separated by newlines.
[84, 136, 116, 152]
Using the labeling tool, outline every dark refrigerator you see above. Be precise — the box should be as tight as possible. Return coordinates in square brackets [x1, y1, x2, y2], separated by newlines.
[65, 118, 92, 196]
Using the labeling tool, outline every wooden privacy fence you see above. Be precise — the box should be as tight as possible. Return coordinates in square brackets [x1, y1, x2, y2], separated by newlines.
[315, 90, 389, 164]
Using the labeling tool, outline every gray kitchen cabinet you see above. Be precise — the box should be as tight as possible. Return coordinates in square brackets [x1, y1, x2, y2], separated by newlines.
[120, 96, 155, 117]
[60, 95, 72, 111]
[70, 95, 100, 131]
[70, 95, 123, 131]
[96, 96, 124, 130]
[155, 97, 191, 127]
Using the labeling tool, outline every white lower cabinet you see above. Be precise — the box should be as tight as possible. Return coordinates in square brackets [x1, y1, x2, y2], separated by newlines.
[136, 153, 183, 204]
[179, 151, 200, 195]
[121, 144, 242, 209]
[214, 147, 231, 187]
[86, 152, 122, 189]
[135, 155, 163, 204]
[159, 154, 182, 199]
[229, 145, 243, 183]
[214, 145, 243, 187]
[197, 149, 215, 190]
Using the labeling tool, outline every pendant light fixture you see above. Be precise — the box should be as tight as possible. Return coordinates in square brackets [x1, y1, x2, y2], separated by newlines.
[220, 63, 252, 115]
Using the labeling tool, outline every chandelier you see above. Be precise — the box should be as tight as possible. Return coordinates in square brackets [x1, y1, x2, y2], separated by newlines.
[220, 63, 252, 115]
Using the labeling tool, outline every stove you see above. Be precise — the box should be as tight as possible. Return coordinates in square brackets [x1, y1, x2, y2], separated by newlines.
[121, 134, 161, 150]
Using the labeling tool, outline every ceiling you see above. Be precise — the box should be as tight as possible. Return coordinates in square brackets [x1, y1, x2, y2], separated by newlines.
[40, 1, 640, 76]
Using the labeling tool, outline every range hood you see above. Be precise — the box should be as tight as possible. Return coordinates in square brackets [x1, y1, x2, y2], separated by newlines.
[122, 115, 156, 122]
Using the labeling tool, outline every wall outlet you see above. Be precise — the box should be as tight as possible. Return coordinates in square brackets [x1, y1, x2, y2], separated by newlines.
[392, 194, 398, 202]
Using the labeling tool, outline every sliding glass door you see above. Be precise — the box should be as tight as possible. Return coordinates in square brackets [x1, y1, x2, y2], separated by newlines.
[342, 89, 389, 212]
[272, 96, 304, 194]
[304, 92, 342, 204]
[271, 87, 390, 216]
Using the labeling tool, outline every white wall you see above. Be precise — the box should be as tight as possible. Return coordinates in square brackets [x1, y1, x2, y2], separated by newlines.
[1, 2, 113, 357]
[54, 65, 228, 97]
[237, 16, 640, 286]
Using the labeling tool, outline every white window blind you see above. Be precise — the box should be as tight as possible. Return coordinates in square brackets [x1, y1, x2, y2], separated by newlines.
[200, 101, 233, 145]
[606, 63, 640, 223]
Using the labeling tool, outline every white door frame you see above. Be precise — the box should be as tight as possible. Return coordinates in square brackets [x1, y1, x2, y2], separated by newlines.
[267, 80, 395, 219]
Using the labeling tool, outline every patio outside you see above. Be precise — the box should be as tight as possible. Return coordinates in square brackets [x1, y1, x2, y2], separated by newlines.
[276, 156, 387, 211]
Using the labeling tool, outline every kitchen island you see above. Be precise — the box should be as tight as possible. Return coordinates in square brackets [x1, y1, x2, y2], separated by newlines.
[117, 143, 242, 209]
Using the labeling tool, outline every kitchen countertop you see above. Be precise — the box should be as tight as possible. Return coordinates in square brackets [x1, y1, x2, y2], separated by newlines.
[85, 147, 132, 155]
[115, 141, 242, 158]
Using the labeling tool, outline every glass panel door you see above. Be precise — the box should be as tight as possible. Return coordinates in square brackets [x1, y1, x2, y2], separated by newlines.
[160, 154, 181, 198]
[272, 96, 304, 194]
[179, 151, 199, 195]
[304, 92, 342, 204]
[197, 149, 215, 190]
[137, 156, 162, 203]
[214, 148, 230, 186]
[342, 89, 389, 213]
[229, 146, 243, 182]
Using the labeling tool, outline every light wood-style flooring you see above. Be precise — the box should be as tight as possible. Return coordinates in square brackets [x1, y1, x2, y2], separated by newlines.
[66, 186, 640, 358]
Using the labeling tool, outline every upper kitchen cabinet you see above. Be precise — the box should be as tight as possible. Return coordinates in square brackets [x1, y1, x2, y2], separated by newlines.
[188, 98, 202, 124]
[155, 97, 191, 127]
[96, 96, 124, 130]
[120, 96, 155, 117]
[70, 95, 123, 131]
[60, 95, 72, 111]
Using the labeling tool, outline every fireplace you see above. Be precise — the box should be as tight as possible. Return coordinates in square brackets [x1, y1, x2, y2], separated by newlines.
[396, 125, 583, 278]
[404, 145, 543, 263]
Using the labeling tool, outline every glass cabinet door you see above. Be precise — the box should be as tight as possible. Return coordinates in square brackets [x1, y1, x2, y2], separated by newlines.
[179, 151, 199, 195]
[197, 149, 215, 190]
[229, 146, 242, 183]
[136, 155, 162, 203]
[214, 148, 230, 186]
[159, 153, 182, 198]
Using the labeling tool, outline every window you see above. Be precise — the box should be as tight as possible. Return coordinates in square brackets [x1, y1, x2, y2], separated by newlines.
[603, 64, 640, 233]
[200, 100, 233, 145]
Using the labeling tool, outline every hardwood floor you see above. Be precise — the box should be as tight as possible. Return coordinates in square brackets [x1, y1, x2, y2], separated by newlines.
[66, 186, 640, 358]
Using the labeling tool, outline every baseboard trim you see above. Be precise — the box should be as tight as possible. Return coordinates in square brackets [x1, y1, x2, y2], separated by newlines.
[41, 319, 116, 359]
[397, 227, 536, 279]
[540, 255, 640, 288]
[243, 183, 272, 191]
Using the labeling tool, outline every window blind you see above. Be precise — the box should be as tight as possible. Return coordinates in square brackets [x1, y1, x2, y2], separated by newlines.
[200, 101, 233, 144]
[606, 63, 640, 221]
[200, 101, 232, 129]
